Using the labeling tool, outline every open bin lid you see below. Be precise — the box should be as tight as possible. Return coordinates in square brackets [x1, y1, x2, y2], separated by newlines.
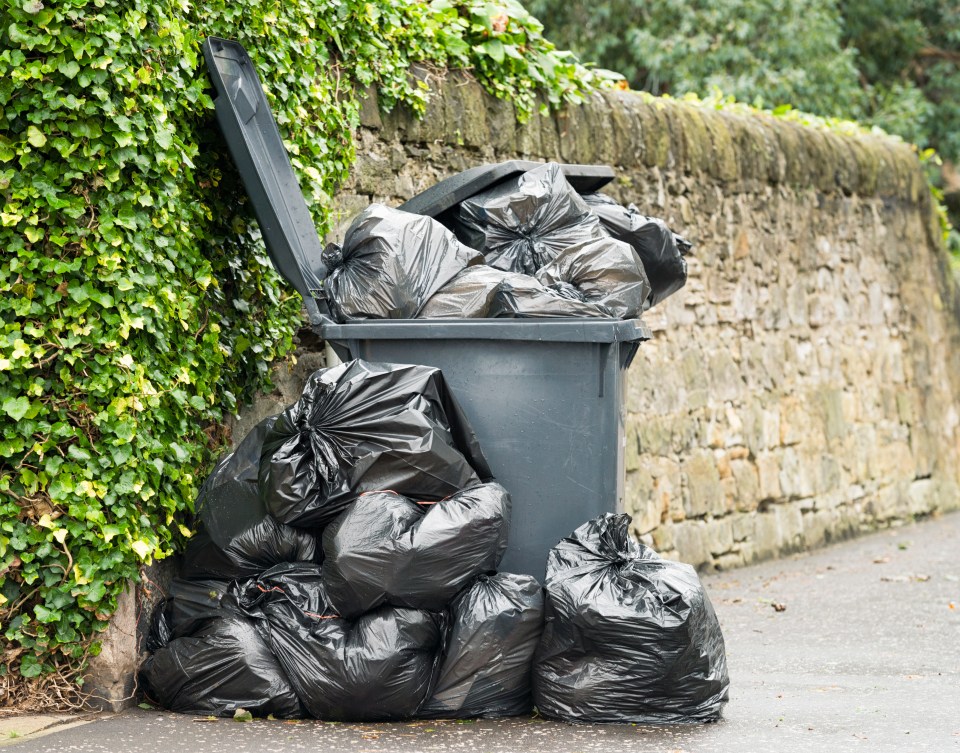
[202, 36, 328, 324]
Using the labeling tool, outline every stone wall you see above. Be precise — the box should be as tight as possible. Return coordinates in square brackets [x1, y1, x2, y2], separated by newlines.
[283, 76, 960, 570]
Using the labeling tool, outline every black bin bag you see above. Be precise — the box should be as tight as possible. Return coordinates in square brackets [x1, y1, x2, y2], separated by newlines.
[140, 613, 303, 719]
[322, 483, 511, 618]
[183, 415, 317, 580]
[322, 203, 482, 322]
[535, 238, 652, 320]
[533, 514, 729, 724]
[582, 193, 690, 309]
[419, 573, 544, 719]
[145, 576, 241, 651]
[418, 265, 612, 319]
[242, 565, 443, 722]
[259, 359, 492, 528]
[457, 162, 607, 275]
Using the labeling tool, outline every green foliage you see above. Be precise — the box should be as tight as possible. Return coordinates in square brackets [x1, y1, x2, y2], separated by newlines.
[526, 0, 862, 116]
[0, 0, 606, 694]
[840, 0, 960, 165]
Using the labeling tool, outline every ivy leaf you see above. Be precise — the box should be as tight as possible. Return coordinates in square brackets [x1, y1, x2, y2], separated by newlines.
[26, 126, 47, 148]
[2, 396, 30, 421]
[481, 39, 506, 64]
[130, 540, 152, 560]
[19, 655, 42, 678]
[22, 0, 43, 13]
[59, 60, 81, 79]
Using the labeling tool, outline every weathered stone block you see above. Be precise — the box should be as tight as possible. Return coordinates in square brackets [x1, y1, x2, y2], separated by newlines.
[757, 452, 782, 501]
[705, 517, 734, 556]
[731, 458, 760, 511]
[671, 521, 711, 569]
[682, 450, 725, 518]
[84, 582, 137, 712]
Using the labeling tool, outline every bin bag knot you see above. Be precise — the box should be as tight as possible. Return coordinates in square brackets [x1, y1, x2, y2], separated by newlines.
[418, 572, 544, 719]
[457, 162, 607, 275]
[581, 193, 690, 309]
[321, 483, 511, 619]
[323, 204, 482, 321]
[533, 513, 730, 724]
[259, 359, 491, 529]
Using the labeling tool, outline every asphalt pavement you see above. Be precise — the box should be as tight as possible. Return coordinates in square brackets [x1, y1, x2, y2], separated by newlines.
[3, 511, 958, 753]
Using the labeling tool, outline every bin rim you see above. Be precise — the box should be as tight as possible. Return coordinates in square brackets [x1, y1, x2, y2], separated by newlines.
[316, 317, 651, 343]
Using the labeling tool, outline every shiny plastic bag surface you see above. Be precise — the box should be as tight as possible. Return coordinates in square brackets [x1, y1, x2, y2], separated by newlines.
[323, 204, 482, 322]
[184, 416, 317, 579]
[458, 163, 607, 275]
[535, 238, 651, 319]
[418, 265, 612, 319]
[582, 193, 689, 309]
[419, 573, 543, 719]
[259, 359, 491, 528]
[322, 483, 511, 618]
[533, 513, 729, 724]
[246, 566, 443, 722]
[140, 613, 303, 718]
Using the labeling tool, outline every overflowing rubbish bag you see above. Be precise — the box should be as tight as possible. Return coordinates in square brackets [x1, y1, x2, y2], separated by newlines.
[182, 415, 317, 580]
[315, 162, 688, 321]
[535, 238, 652, 319]
[140, 613, 304, 718]
[533, 513, 729, 723]
[582, 193, 690, 309]
[145, 576, 243, 653]
[419, 573, 543, 719]
[419, 266, 612, 319]
[419, 265, 613, 319]
[321, 483, 511, 618]
[259, 359, 492, 528]
[457, 162, 608, 275]
[241, 563, 444, 722]
[322, 204, 482, 322]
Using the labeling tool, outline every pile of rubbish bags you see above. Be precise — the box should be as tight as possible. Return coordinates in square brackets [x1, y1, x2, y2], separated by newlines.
[321, 162, 689, 322]
[142, 359, 729, 723]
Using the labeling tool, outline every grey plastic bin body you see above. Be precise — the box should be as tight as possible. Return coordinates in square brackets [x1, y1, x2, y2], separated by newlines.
[322, 319, 647, 578]
[202, 36, 649, 578]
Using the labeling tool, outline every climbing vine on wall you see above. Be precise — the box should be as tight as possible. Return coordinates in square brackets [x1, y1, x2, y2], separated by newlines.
[0, 0, 615, 701]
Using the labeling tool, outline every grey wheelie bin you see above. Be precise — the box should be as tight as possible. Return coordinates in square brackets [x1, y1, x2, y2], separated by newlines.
[202, 37, 649, 578]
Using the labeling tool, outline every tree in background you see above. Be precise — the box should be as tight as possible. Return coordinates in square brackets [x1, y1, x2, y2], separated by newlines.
[528, 0, 960, 226]
[840, 0, 960, 212]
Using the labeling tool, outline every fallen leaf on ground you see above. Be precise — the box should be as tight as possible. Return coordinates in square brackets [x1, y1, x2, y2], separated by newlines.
[233, 709, 253, 723]
[772, 602, 787, 612]
[873, 556, 890, 564]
